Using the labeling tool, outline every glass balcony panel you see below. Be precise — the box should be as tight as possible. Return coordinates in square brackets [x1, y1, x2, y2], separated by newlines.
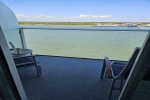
[23, 27, 148, 61]
[2, 29, 23, 49]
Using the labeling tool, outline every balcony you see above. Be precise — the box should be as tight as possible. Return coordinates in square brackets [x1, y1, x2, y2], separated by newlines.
[17, 26, 150, 100]
[0, 24, 150, 100]
[0, 1, 150, 99]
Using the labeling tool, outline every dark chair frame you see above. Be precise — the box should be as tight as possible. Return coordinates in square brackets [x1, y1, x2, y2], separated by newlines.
[9, 42, 41, 77]
[100, 47, 140, 100]
[13, 55, 42, 77]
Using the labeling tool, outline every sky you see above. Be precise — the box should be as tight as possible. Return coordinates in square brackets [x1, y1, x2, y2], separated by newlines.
[0, 0, 150, 22]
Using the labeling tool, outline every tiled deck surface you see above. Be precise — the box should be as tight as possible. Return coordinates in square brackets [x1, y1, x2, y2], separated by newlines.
[17, 56, 150, 100]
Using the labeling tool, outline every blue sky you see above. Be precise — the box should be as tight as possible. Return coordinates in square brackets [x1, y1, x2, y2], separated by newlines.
[1, 0, 150, 22]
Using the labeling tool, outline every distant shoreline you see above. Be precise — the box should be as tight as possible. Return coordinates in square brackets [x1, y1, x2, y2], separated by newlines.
[18, 21, 150, 26]
[19, 22, 97, 26]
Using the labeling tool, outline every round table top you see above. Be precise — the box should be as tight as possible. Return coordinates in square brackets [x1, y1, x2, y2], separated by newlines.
[10, 49, 32, 55]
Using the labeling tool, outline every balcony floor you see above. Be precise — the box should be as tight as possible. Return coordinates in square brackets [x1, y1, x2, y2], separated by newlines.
[17, 56, 150, 100]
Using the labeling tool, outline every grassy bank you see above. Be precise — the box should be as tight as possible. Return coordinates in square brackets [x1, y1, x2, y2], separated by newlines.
[18, 22, 124, 25]
[18, 22, 150, 26]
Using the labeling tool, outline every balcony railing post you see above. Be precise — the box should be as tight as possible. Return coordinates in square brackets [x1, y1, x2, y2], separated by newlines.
[19, 28, 27, 49]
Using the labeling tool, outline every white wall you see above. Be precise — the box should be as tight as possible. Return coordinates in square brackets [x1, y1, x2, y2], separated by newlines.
[0, 1, 23, 48]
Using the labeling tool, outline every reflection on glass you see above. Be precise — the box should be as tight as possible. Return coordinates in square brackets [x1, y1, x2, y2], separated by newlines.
[0, 66, 15, 99]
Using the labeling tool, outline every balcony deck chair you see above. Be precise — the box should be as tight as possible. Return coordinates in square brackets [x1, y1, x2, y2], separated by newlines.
[100, 47, 140, 100]
[9, 42, 42, 77]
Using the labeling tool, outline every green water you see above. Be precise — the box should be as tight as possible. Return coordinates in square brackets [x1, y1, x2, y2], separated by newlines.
[23, 25, 148, 61]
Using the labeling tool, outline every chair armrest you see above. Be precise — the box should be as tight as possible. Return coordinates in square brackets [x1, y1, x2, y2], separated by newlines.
[111, 61, 127, 65]
[104, 57, 114, 78]
[16, 62, 34, 67]
[13, 55, 36, 59]
[13, 55, 40, 64]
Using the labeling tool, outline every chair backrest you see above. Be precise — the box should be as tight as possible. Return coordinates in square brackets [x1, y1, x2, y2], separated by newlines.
[117, 47, 140, 78]
[9, 42, 16, 50]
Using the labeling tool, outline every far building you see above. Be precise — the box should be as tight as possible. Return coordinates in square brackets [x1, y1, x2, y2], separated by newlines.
[125, 22, 133, 27]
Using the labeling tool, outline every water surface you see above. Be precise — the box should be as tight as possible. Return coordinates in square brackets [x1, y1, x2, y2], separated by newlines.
[22, 25, 149, 61]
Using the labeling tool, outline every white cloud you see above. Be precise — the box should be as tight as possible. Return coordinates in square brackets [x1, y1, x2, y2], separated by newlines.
[46, 15, 55, 19]
[115, 18, 127, 20]
[15, 13, 148, 22]
[15, 13, 112, 20]
[35, 14, 44, 18]
[27, 16, 31, 18]
[78, 14, 112, 18]
[16, 14, 25, 18]
[62, 17, 69, 19]
[16, 13, 55, 20]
